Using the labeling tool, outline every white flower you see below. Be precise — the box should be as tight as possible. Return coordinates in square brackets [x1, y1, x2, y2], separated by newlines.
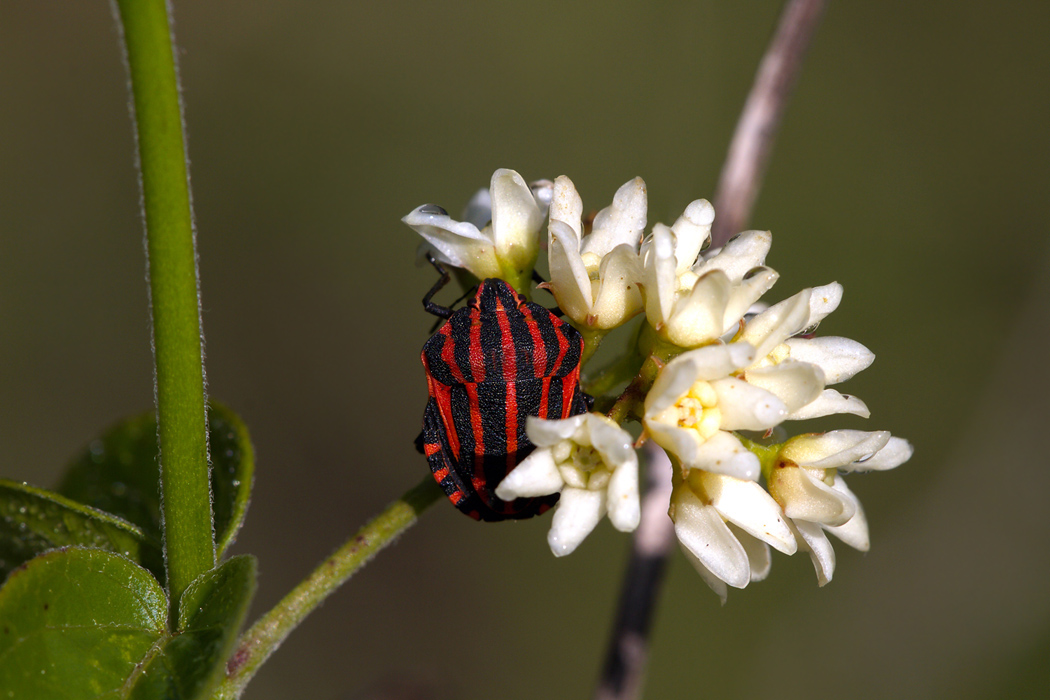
[546, 176, 646, 330]
[740, 283, 873, 420]
[767, 430, 914, 585]
[403, 168, 548, 291]
[643, 342, 824, 481]
[641, 222, 780, 348]
[670, 469, 797, 602]
[495, 413, 640, 556]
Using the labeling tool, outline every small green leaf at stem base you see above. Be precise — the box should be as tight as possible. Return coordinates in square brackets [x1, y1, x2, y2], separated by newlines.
[0, 547, 168, 698]
[0, 479, 162, 582]
[130, 555, 257, 699]
[0, 548, 256, 700]
[57, 403, 254, 559]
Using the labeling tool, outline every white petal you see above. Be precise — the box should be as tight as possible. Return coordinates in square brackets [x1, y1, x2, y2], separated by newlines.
[689, 431, 762, 481]
[729, 524, 773, 582]
[402, 205, 500, 277]
[823, 477, 869, 551]
[606, 459, 641, 532]
[744, 361, 825, 413]
[694, 230, 772, 282]
[848, 436, 913, 472]
[524, 414, 587, 447]
[722, 267, 779, 334]
[791, 518, 836, 586]
[548, 488, 606, 556]
[670, 199, 715, 273]
[644, 344, 757, 434]
[677, 543, 729, 603]
[787, 389, 870, 420]
[642, 224, 678, 328]
[591, 244, 644, 329]
[806, 283, 843, 326]
[645, 344, 754, 419]
[783, 337, 874, 384]
[672, 486, 750, 588]
[584, 177, 647, 258]
[700, 471, 796, 554]
[769, 466, 856, 527]
[548, 219, 593, 322]
[783, 430, 892, 470]
[663, 270, 730, 347]
[644, 419, 704, 468]
[644, 354, 700, 415]
[587, 415, 636, 470]
[740, 289, 813, 359]
[710, 377, 788, 431]
[495, 448, 564, 500]
[550, 175, 583, 242]
[490, 169, 543, 259]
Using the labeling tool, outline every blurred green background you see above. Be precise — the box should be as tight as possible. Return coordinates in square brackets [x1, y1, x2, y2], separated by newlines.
[2, 1, 1048, 698]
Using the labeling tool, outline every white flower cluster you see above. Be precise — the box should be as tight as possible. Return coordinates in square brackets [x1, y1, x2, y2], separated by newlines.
[405, 169, 912, 599]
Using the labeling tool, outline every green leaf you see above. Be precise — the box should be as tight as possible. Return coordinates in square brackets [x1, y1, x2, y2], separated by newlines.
[206, 408, 254, 557]
[57, 403, 254, 558]
[0, 479, 163, 582]
[0, 547, 168, 699]
[0, 548, 257, 700]
[129, 555, 257, 700]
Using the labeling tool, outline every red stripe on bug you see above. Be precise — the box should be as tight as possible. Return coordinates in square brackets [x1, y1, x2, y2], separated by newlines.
[469, 311, 485, 383]
[438, 326, 461, 383]
[551, 320, 570, 375]
[562, 370, 581, 418]
[523, 306, 549, 380]
[538, 377, 550, 424]
[431, 381, 463, 462]
[493, 293, 519, 464]
[464, 382, 487, 494]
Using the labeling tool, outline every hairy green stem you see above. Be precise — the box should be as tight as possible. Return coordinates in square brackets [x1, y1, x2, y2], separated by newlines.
[115, 0, 214, 621]
[214, 477, 444, 699]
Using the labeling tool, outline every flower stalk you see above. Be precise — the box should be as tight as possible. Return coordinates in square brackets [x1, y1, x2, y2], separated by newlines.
[215, 476, 444, 700]
[115, 0, 213, 621]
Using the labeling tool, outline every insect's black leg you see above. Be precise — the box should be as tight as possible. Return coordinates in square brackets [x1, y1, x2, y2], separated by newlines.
[532, 269, 548, 285]
[423, 254, 454, 320]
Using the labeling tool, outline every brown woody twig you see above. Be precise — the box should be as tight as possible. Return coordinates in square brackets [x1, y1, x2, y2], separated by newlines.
[711, 0, 827, 249]
[594, 2, 827, 698]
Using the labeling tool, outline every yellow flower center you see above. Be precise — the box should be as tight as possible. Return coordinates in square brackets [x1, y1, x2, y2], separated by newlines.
[674, 380, 722, 441]
[552, 440, 611, 490]
[581, 251, 603, 278]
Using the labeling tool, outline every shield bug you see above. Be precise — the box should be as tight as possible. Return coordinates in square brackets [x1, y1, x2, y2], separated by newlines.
[420, 270, 589, 521]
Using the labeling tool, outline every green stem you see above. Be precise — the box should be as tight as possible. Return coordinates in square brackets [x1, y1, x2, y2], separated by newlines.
[116, 0, 213, 621]
[214, 477, 444, 700]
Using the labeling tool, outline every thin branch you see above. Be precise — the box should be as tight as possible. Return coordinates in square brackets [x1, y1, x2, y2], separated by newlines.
[711, 0, 827, 249]
[594, 2, 827, 698]
[594, 444, 675, 700]
[214, 477, 443, 700]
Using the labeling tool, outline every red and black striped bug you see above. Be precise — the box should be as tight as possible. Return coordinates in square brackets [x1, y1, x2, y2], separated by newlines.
[419, 263, 589, 521]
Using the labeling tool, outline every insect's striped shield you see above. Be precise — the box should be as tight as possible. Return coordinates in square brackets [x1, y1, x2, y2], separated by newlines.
[421, 279, 588, 521]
